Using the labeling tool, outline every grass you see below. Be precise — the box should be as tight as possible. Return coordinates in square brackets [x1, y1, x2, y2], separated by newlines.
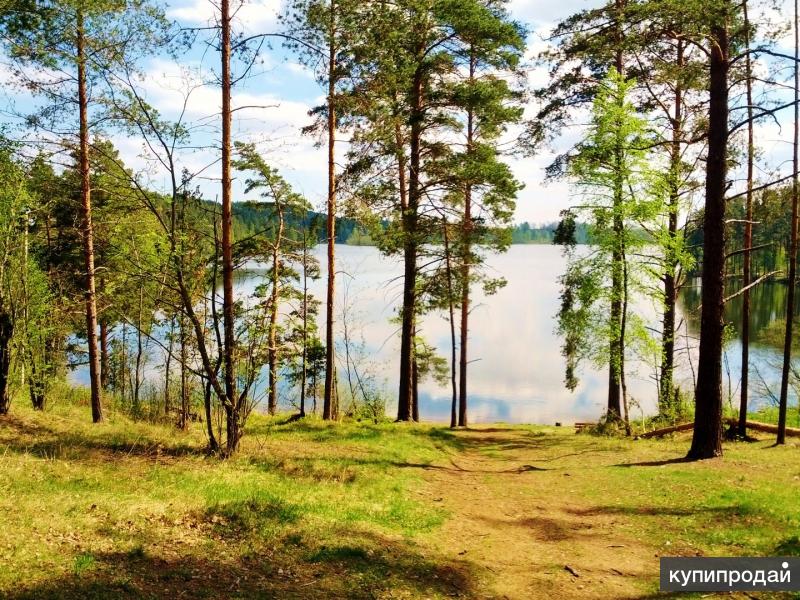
[0, 400, 456, 599]
[1, 396, 799, 598]
[744, 404, 800, 428]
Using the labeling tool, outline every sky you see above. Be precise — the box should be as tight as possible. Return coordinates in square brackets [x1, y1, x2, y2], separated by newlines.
[27, 0, 798, 225]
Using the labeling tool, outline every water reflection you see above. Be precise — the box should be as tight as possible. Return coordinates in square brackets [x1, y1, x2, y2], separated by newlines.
[73, 245, 798, 424]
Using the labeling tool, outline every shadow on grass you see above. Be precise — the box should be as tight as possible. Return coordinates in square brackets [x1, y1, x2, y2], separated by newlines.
[613, 457, 694, 468]
[476, 514, 596, 542]
[5, 528, 478, 600]
[776, 536, 800, 556]
[448, 429, 561, 453]
[0, 416, 203, 461]
[204, 496, 302, 539]
[247, 452, 552, 479]
[565, 504, 751, 518]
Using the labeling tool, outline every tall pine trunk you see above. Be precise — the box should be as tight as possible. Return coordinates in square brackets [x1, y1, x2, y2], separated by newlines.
[323, 0, 337, 420]
[444, 222, 458, 429]
[688, 20, 729, 460]
[77, 9, 103, 423]
[220, 0, 238, 453]
[778, 0, 800, 444]
[607, 1, 626, 421]
[397, 69, 422, 422]
[739, 1, 755, 437]
[458, 51, 476, 428]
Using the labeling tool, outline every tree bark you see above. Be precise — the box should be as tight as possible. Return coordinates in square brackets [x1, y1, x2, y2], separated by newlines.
[77, 8, 103, 423]
[778, 0, 800, 445]
[688, 21, 729, 460]
[99, 319, 109, 390]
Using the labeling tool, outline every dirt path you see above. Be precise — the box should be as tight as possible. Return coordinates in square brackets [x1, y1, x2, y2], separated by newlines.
[416, 428, 657, 599]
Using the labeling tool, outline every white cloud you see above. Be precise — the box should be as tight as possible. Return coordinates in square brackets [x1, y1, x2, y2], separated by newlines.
[167, 0, 283, 34]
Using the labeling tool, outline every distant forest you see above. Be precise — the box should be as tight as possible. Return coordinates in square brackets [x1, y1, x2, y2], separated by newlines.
[232, 201, 591, 246]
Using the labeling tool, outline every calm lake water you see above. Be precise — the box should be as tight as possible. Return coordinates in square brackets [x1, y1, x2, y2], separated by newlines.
[75, 244, 799, 424]
[237, 244, 798, 423]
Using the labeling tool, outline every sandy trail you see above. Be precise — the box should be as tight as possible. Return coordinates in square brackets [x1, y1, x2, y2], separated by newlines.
[415, 428, 657, 599]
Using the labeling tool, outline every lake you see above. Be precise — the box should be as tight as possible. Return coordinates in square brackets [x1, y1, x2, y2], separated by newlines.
[237, 244, 799, 423]
[75, 244, 799, 424]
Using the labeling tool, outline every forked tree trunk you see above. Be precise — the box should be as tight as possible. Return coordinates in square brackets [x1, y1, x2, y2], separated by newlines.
[28, 358, 46, 411]
[77, 9, 103, 423]
[688, 21, 729, 460]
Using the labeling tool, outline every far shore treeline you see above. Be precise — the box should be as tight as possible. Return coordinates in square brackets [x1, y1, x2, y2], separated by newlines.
[232, 203, 591, 246]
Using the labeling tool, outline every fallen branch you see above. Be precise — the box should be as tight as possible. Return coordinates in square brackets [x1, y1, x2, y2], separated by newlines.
[637, 419, 800, 439]
[564, 565, 580, 578]
[723, 417, 800, 438]
[723, 271, 780, 304]
[637, 422, 695, 439]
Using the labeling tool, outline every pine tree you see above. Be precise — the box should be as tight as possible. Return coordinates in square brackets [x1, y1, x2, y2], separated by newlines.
[0, 0, 169, 423]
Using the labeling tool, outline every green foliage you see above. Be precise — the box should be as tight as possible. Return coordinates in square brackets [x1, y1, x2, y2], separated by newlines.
[558, 69, 662, 394]
[0, 0, 171, 129]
